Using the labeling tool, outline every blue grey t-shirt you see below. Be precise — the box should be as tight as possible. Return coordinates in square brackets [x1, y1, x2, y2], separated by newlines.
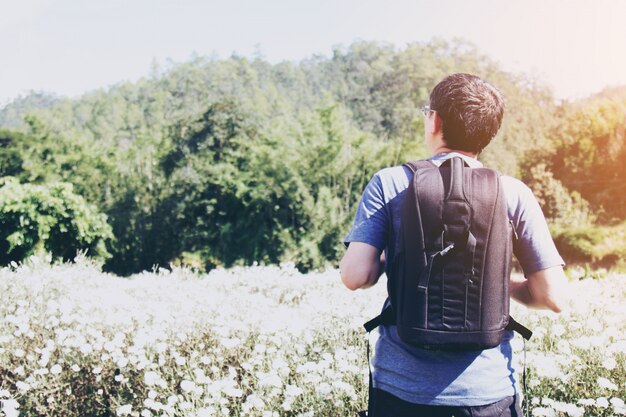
[344, 152, 564, 406]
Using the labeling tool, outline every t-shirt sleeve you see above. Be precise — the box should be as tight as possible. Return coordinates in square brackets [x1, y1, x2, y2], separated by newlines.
[507, 178, 565, 276]
[343, 173, 388, 251]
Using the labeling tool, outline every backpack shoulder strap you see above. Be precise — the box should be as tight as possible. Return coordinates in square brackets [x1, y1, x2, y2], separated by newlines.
[403, 159, 436, 173]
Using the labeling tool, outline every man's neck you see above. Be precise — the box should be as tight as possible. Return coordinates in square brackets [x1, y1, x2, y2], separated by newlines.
[432, 146, 478, 159]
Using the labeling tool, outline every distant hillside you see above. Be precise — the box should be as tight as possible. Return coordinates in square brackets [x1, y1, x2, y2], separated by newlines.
[1, 39, 623, 274]
[0, 91, 60, 129]
[0, 39, 554, 175]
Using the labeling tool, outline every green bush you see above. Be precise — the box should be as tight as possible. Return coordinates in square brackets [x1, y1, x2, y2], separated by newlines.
[552, 226, 604, 263]
[523, 162, 595, 227]
[551, 222, 626, 269]
[0, 177, 113, 265]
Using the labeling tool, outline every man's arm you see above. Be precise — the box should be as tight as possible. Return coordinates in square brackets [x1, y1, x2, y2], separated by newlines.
[510, 266, 568, 313]
[340, 242, 385, 290]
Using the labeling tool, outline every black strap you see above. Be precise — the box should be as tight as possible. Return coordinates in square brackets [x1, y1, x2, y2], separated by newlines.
[506, 316, 533, 340]
[358, 324, 381, 417]
[366, 335, 375, 416]
[507, 313, 533, 417]
[522, 338, 529, 417]
[446, 156, 467, 200]
[363, 305, 394, 333]
[417, 243, 455, 292]
[464, 232, 476, 282]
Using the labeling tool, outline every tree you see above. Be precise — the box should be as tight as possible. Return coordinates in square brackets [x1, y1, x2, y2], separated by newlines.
[548, 98, 626, 221]
[0, 129, 25, 177]
[0, 178, 113, 265]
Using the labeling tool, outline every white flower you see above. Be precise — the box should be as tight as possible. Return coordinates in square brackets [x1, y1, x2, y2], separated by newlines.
[551, 323, 566, 337]
[282, 399, 293, 411]
[180, 379, 196, 393]
[143, 398, 163, 411]
[144, 371, 164, 387]
[13, 349, 25, 357]
[92, 366, 102, 374]
[15, 381, 30, 392]
[193, 368, 210, 384]
[50, 364, 63, 374]
[258, 371, 282, 388]
[316, 382, 332, 397]
[332, 381, 356, 399]
[196, 406, 216, 417]
[612, 398, 626, 407]
[116, 404, 132, 416]
[556, 340, 571, 354]
[0, 399, 20, 417]
[38, 355, 50, 367]
[71, 364, 80, 372]
[602, 357, 617, 370]
[220, 337, 240, 349]
[224, 386, 243, 397]
[596, 397, 609, 408]
[586, 317, 603, 332]
[597, 377, 618, 391]
[551, 401, 583, 417]
[285, 384, 304, 397]
[0, 390, 10, 398]
[559, 372, 573, 384]
[533, 358, 562, 379]
[532, 407, 556, 417]
[242, 394, 264, 413]
[612, 399, 626, 416]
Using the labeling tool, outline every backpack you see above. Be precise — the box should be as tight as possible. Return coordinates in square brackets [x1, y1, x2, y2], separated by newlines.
[364, 156, 531, 350]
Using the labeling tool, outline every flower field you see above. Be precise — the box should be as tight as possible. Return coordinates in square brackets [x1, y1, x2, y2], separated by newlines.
[0, 258, 624, 417]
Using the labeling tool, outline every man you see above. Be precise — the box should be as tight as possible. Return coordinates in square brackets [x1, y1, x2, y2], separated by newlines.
[340, 73, 568, 417]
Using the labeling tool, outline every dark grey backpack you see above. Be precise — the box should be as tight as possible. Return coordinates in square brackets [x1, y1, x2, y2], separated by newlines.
[364, 156, 531, 350]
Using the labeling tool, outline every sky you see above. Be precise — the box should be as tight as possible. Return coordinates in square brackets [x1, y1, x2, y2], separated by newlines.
[2, 0, 626, 106]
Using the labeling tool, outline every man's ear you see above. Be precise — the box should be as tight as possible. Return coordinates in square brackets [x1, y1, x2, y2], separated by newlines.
[432, 111, 444, 135]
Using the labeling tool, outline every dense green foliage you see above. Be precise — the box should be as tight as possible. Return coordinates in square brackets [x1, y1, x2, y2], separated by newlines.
[0, 177, 113, 264]
[547, 95, 626, 222]
[0, 39, 624, 274]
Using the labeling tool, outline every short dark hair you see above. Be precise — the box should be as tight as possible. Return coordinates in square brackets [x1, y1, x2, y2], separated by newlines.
[429, 73, 505, 153]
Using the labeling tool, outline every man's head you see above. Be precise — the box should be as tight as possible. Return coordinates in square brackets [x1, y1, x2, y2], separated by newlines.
[428, 73, 505, 154]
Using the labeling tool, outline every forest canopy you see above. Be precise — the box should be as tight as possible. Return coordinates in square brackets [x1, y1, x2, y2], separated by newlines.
[1, 39, 624, 274]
